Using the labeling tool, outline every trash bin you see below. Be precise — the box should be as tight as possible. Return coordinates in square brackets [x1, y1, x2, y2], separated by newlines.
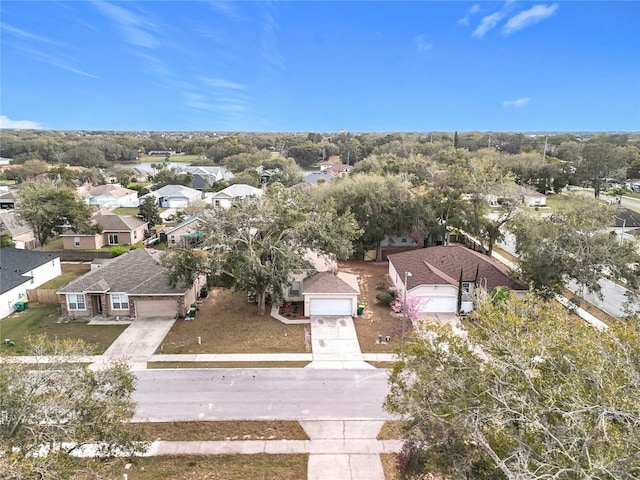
[188, 303, 197, 318]
[357, 301, 365, 315]
[14, 301, 26, 312]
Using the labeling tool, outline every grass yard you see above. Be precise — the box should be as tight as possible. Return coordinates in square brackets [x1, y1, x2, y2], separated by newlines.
[39, 262, 91, 289]
[0, 304, 126, 355]
[158, 288, 308, 354]
[138, 154, 200, 163]
[135, 420, 309, 441]
[39, 238, 64, 251]
[74, 454, 308, 480]
[340, 261, 405, 354]
[112, 206, 141, 215]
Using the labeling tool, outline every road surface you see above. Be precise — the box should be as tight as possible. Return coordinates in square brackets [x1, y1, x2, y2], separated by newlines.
[134, 368, 394, 422]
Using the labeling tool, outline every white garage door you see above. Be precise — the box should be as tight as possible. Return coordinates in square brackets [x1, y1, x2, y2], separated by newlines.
[418, 296, 456, 313]
[309, 298, 352, 316]
[135, 299, 179, 317]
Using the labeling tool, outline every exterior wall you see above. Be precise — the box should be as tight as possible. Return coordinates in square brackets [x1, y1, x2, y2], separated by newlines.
[13, 232, 36, 250]
[524, 195, 546, 207]
[1, 284, 31, 319]
[162, 197, 189, 209]
[165, 222, 200, 247]
[282, 272, 308, 302]
[103, 231, 134, 246]
[62, 235, 102, 250]
[119, 193, 139, 208]
[59, 293, 92, 318]
[303, 293, 358, 317]
[381, 233, 419, 247]
[409, 284, 458, 313]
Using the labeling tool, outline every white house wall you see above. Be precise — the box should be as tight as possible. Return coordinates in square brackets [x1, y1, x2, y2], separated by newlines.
[303, 293, 358, 317]
[1, 257, 61, 319]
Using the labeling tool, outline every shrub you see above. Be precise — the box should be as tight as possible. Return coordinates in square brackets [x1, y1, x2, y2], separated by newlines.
[376, 291, 396, 305]
[110, 246, 128, 257]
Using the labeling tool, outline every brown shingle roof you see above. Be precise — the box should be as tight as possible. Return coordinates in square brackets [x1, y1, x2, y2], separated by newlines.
[303, 271, 360, 295]
[58, 248, 187, 295]
[388, 246, 526, 292]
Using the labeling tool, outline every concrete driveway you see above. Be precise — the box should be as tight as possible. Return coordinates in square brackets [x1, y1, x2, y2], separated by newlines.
[93, 317, 175, 370]
[306, 316, 374, 370]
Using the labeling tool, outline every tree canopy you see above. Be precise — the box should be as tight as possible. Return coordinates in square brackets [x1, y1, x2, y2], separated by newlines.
[385, 295, 640, 480]
[0, 336, 147, 479]
[162, 188, 361, 315]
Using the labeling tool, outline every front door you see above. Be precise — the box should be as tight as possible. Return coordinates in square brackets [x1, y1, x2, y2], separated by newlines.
[93, 295, 103, 315]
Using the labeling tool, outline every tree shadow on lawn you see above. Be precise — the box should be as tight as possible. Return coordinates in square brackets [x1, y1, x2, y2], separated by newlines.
[157, 288, 308, 354]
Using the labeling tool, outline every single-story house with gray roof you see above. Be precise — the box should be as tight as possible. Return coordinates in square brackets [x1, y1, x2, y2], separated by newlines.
[0, 248, 61, 319]
[57, 248, 206, 319]
[60, 211, 148, 249]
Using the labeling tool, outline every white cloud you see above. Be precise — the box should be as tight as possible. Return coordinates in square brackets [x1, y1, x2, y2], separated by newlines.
[503, 97, 531, 108]
[207, 1, 247, 21]
[1, 23, 67, 46]
[503, 4, 559, 36]
[200, 77, 245, 90]
[470, 5, 481, 14]
[12, 43, 100, 79]
[93, 1, 158, 48]
[458, 4, 481, 26]
[0, 116, 42, 129]
[413, 35, 433, 52]
[473, 12, 505, 38]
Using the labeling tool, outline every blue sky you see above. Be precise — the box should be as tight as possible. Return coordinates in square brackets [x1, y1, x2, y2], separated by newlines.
[1, 1, 639, 132]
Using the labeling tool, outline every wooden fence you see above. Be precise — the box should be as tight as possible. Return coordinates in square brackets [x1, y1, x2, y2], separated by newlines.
[26, 289, 59, 305]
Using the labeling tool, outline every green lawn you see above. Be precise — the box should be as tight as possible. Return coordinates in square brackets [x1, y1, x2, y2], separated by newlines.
[40, 263, 91, 289]
[0, 304, 126, 355]
[39, 238, 64, 251]
[138, 154, 201, 163]
[112, 207, 141, 215]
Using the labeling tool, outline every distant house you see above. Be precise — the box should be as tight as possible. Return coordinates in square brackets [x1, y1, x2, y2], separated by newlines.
[317, 160, 333, 172]
[205, 184, 263, 208]
[178, 166, 234, 190]
[160, 214, 202, 247]
[0, 186, 16, 210]
[388, 245, 526, 314]
[57, 248, 206, 319]
[0, 157, 12, 166]
[487, 186, 546, 208]
[0, 211, 36, 249]
[86, 184, 139, 209]
[327, 164, 354, 176]
[625, 179, 640, 192]
[60, 211, 148, 249]
[139, 185, 203, 208]
[148, 150, 176, 157]
[281, 250, 361, 317]
[0, 248, 61, 319]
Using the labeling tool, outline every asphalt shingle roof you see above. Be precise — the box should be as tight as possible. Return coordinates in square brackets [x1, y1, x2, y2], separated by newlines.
[303, 271, 360, 295]
[388, 246, 526, 292]
[57, 248, 187, 295]
[0, 248, 60, 294]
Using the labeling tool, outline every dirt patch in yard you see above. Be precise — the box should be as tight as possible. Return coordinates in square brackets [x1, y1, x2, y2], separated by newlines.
[157, 288, 308, 354]
[340, 260, 406, 353]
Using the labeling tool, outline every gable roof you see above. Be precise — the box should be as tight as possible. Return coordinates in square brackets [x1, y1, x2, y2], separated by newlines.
[89, 184, 137, 198]
[328, 164, 353, 174]
[58, 248, 188, 295]
[0, 211, 32, 237]
[61, 212, 147, 236]
[142, 185, 202, 200]
[303, 271, 360, 295]
[162, 214, 202, 235]
[0, 248, 60, 294]
[388, 246, 526, 292]
[212, 184, 263, 199]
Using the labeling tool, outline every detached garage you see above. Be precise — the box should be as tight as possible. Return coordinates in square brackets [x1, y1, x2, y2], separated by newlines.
[303, 271, 360, 317]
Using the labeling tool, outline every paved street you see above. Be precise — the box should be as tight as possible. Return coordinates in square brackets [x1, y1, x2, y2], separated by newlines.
[133, 368, 393, 422]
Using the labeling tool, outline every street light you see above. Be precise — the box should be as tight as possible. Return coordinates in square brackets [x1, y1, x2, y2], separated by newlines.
[401, 271, 412, 360]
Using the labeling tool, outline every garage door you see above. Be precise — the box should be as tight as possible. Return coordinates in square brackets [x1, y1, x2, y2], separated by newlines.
[418, 296, 456, 313]
[309, 298, 352, 316]
[135, 299, 179, 318]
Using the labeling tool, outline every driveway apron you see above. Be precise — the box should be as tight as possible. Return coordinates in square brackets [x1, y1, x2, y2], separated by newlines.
[306, 316, 374, 369]
[91, 317, 175, 370]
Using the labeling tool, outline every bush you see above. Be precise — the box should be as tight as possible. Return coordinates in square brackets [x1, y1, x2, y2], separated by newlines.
[376, 291, 396, 305]
[110, 246, 128, 257]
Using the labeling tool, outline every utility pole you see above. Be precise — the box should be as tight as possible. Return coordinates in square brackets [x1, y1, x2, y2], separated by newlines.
[542, 136, 548, 163]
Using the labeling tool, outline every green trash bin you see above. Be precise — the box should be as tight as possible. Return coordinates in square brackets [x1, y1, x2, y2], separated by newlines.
[14, 302, 25, 312]
[188, 303, 197, 318]
[357, 301, 365, 315]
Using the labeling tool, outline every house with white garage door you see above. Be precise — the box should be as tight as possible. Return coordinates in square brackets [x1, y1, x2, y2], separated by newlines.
[388, 245, 526, 314]
[282, 250, 361, 317]
[57, 248, 205, 319]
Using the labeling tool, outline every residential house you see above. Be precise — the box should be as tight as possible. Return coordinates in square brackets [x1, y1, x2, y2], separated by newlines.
[388, 245, 526, 314]
[60, 211, 148, 249]
[0, 157, 12, 166]
[160, 214, 202, 247]
[487, 185, 546, 208]
[317, 160, 333, 172]
[0, 186, 16, 210]
[327, 164, 354, 176]
[624, 179, 640, 192]
[57, 247, 206, 319]
[178, 166, 234, 190]
[205, 184, 263, 208]
[86, 184, 139, 209]
[282, 250, 361, 317]
[139, 185, 203, 208]
[0, 211, 36, 249]
[0, 248, 61, 319]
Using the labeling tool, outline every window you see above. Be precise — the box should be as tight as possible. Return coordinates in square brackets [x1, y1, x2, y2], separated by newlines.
[289, 281, 301, 297]
[67, 294, 86, 311]
[170, 235, 176, 244]
[74, 236, 80, 247]
[111, 293, 129, 310]
[108, 234, 119, 245]
[134, 230, 138, 239]
[461, 282, 472, 293]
